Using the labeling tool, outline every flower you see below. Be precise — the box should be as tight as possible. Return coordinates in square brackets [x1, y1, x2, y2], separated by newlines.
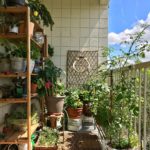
[45, 81, 52, 89]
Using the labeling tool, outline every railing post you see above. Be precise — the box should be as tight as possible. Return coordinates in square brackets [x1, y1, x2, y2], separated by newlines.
[143, 68, 147, 150]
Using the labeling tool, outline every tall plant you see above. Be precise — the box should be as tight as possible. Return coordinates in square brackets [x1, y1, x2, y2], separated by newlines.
[86, 24, 150, 149]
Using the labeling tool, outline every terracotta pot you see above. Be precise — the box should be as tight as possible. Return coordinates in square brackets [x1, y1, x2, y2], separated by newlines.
[67, 107, 83, 119]
[45, 96, 65, 114]
[31, 83, 37, 93]
[49, 115, 57, 128]
[83, 102, 93, 117]
[29, 22, 34, 36]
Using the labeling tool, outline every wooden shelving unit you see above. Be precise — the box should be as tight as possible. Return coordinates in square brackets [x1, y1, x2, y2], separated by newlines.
[0, 5, 48, 149]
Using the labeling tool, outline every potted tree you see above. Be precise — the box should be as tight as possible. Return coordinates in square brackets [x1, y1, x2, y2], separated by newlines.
[65, 89, 83, 119]
[37, 58, 65, 114]
[34, 127, 59, 150]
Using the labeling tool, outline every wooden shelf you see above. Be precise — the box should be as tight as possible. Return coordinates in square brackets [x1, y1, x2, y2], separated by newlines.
[0, 6, 27, 13]
[0, 72, 27, 78]
[0, 123, 39, 144]
[0, 98, 27, 103]
[0, 33, 26, 39]
[31, 38, 43, 49]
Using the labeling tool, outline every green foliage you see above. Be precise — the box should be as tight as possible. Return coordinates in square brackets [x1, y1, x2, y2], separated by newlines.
[48, 44, 54, 57]
[37, 127, 59, 147]
[31, 42, 41, 60]
[11, 41, 26, 58]
[65, 89, 83, 109]
[27, 0, 54, 30]
[37, 58, 65, 96]
[83, 24, 150, 149]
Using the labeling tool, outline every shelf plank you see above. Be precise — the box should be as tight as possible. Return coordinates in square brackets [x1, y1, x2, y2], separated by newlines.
[0, 33, 26, 39]
[21, 123, 39, 138]
[31, 38, 43, 49]
[0, 72, 27, 78]
[0, 98, 27, 103]
[0, 123, 39, 144]
[0, 6, 27, 13]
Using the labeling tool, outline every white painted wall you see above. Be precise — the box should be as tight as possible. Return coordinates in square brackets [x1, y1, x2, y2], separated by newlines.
[43, 0, 108, 71]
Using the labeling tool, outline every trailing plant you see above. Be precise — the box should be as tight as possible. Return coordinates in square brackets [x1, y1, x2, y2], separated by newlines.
[48, 44, 54, 57]
[27, 0, 54, 30]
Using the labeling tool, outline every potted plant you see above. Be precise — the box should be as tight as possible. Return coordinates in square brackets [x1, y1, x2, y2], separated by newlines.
[30, 42, 41, 73]
[65, 89, 83, 119]
[6, 15, 19, 34]
[37, 58, 65, 114]
[10, 41, 26, 72]
[34, 127, 59, 150]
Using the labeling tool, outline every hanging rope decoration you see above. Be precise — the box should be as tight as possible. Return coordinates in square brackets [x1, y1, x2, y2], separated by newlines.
[72, 56, 91, 73]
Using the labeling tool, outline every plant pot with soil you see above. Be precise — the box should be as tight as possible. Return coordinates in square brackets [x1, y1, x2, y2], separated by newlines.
[65, 89, 83, 119]
[34, 127, 59, 150]
[37, 58, 65, 114]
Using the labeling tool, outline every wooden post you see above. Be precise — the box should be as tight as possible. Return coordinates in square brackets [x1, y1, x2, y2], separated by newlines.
[27, 6, 31, 150]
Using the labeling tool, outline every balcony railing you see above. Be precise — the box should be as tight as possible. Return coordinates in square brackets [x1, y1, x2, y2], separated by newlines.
[111, 61, 150, 150]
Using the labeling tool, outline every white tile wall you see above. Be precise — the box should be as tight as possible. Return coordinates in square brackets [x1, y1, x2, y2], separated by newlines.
[43, 0, 108, 69]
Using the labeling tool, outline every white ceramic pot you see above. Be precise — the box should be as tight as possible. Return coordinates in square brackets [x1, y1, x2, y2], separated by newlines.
[11, 57, 25, 72]
[9, 25, 19, 33]
[18, 144, 28, 150]
[30, 59, 35, 73]
[0, 58, 10, 72]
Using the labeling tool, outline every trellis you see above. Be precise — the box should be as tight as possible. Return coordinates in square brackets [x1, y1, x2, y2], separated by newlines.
[66, 50, 98, 88]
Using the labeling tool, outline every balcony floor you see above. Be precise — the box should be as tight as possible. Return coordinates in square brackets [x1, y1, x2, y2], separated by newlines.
[58, 130, 102, 150]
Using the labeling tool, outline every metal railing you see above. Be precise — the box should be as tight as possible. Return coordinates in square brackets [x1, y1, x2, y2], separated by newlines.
[111, 61, 150, 150]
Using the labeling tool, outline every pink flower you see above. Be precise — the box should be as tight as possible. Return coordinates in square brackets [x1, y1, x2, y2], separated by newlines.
[45, 81, 52, 89]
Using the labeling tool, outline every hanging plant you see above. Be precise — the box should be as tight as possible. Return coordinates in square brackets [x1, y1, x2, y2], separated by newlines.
[27, 0, 54, 30]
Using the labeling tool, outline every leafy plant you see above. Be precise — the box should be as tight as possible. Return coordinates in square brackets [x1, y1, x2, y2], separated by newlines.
[37, 58, 65, 97]
[31, 42, 41, 60]
[65, 89, 83, 109]
[10, 41, 26, 58]
[48, 44, 54, 57]
[37, 127, 59, 147]
[27, 0, 54, 30]
[84, 24, 150, 149]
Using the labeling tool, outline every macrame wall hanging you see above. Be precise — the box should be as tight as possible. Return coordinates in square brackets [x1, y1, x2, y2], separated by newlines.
[66, 51, 98, 88]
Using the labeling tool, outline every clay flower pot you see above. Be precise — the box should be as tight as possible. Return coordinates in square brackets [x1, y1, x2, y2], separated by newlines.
[67, 107, 83, 119]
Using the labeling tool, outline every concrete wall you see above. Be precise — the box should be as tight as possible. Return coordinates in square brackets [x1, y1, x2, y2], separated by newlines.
[43, 0, 108, 71]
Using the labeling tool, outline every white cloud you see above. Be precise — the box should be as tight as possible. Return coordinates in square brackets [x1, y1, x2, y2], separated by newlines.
[109, 12, 150, 45]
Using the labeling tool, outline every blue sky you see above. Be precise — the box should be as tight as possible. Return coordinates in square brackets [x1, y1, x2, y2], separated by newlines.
[108, 0, 150, 59]
[109, 0, 150, 33]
